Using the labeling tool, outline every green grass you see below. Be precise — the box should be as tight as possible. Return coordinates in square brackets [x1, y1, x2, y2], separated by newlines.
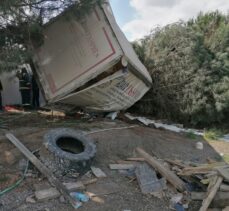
[223, 154, 229, 164]
[204, 128, 224, 141]
[185, 131, 198, 139]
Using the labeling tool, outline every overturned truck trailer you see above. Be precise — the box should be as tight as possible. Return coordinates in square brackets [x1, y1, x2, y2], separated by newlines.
[33, 2, 152, 111]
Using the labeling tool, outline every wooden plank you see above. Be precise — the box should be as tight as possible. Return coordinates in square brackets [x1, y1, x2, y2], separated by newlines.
[136, 147, 186, 192]
[164, 159, 187, 169]
[215, 166, 229, 182]
[5, 133, 77, 209]
[116, 160, 137, 165]
[91, 166, 107, 178]
[220, 184, 229, 192]
[199, 176, 223, 211]
[109, 164, 135, 170]
[192, 192, 229, 208]
[63, 181, 85, 191]
[35, 187, 60, 201]
[207, 176, 218, 192]
[126, 158, 145, 162]
[180, 163, 226, 176]
[82, 178, 98, 186]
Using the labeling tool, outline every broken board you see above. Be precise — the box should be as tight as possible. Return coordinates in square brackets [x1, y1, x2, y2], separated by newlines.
[135, 163, 167, 194]
[91, 166, 107, 178]
[5, 133, 77, 208]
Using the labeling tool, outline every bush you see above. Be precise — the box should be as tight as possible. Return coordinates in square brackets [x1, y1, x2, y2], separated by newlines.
[204, 128, 224, 141]
[131, 12, 229, 128]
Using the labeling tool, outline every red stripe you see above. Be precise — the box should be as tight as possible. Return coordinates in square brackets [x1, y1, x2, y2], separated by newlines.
[94, 9, 101, 21]
[102, 27, 116, 53]
[46, 27, 116, 94]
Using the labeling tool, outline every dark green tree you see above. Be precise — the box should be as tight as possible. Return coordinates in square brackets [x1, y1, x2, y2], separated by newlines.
[132, 12, 229, 127]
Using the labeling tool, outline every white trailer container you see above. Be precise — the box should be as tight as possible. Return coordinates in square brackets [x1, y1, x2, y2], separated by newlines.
[33, 1, 152, 111]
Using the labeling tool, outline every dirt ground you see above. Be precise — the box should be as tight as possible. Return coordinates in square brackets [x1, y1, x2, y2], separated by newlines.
[0, 112, 227, 211]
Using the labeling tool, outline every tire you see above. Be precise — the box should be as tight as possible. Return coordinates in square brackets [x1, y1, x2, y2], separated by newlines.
[40, 128, 96, 176]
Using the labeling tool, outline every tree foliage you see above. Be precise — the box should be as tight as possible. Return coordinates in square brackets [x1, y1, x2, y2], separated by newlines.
[131, 11, 229, 127]
[0, 0, 103, 72]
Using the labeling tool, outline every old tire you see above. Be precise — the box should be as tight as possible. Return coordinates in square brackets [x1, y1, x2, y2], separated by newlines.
[40, 128, 96, 176]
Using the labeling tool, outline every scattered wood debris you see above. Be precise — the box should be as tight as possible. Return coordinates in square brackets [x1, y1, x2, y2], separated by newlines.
[5, 130, 229, 210]
[191, 192, 229, 208]
[91, 167, 107, 178]
[82, 178, 98, 186]
[199, 176, 223, 211]
[126, 158, 145, 162]
[5, 133, 77, 208]
[136, 147, 187, 192]
[135, 163, 166, 194]
[114, 147, 229, 210]
[63, 181, 85, 192]
[220, 184, 229, 192]
[178, 162, 226, 176]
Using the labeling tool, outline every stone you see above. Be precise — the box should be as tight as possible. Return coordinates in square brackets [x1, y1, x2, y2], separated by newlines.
[26, 195, 36, 203]
[35, 188, 60, 201]
[63, 181, 85, 191]
[4, 151, 16, 165]
[59, 196, 66, 203]
[91, 167, 107, 178]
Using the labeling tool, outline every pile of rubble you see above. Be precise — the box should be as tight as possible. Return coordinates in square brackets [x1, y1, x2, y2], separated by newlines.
[3, 128, 229, 210]
[108, 147, 229, 211]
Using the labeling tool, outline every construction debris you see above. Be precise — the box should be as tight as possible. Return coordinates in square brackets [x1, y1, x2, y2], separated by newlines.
[63, 182, 85, 192]
[191, 192, 229, 208]
[26, 195, 36, 203]
[135, 163, 166, 194]
[82, 178, 98, 186]
[91, 167, 107, 178]
[109, 147, 229, 210]
[126, 157, 145, 162]
[178, 162, 226, 176]
[199, 176, 223, 211]
[5, 133, 77, 208]
[220, 184, 229, 192]
[136, 147, 187, 192]
[35, 188, 60, 201]
[2, 114, 229, 210]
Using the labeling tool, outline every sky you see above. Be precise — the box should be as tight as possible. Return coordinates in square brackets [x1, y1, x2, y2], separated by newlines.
[110, 0, 229, 41]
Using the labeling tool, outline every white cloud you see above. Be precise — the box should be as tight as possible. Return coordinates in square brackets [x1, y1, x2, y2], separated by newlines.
[123, 0, 229, 41]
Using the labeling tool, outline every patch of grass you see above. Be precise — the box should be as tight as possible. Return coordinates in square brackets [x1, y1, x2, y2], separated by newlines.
[204, 128, 224, 141]
[223, 154, 229, 164]
[185, 131, 197, 139]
